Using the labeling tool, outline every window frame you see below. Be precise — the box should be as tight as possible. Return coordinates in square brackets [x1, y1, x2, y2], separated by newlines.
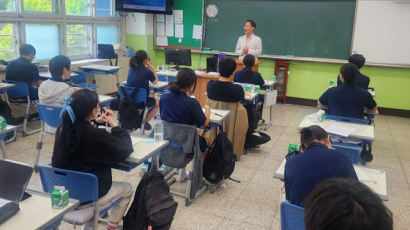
[65, 22, 93, 59]
[0, 0, 121, 61]
[0, 22, 19, 61]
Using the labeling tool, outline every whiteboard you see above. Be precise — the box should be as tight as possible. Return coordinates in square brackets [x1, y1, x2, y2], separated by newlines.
[352, 0, 410, 65]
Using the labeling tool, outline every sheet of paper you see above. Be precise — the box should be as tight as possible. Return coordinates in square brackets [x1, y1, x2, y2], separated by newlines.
[175, 24, 184, 38]
[192, 25, 202, 39]
[166, 22, 174, 37]
[165, 14, 173, 24]
[173, 10, 183, 23]
[354, 167, 374, 182]
[156, 36, 168, 46]
[131, 136, 143, 145]
[156, 14, 164, 23]
[326, 124, 356, 137]
[156, 23, 165, 36]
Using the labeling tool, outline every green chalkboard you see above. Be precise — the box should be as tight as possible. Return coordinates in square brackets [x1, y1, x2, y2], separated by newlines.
[157, 0, 202, 49]
[204, 0, 356, 59]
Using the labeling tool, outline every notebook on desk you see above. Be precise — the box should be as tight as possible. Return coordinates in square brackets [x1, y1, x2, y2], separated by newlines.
[0, 160, 33, 203]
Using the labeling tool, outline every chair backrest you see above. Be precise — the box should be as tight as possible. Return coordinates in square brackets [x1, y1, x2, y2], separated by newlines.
[71, 71, 87, 85]
[332, 141, 362, 164]
[326, 115, 368, 125]
[3, 80, 29, 98]
[118, 86, 147, 104]
[97, 44, 117, 59]
[280, 201, 305, 230]
[37, 103, 63, 128]
[37, 164, 99, 204]
[167, 76, 176, 82]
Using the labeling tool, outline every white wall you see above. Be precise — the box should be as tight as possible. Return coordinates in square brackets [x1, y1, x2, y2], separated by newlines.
[125, 12, 154, 36]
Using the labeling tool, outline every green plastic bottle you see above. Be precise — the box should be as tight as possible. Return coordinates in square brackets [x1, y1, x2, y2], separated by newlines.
[0, 116, 6, 131]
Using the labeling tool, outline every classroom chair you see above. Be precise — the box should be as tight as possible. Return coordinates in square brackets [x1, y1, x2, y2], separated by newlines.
[280, 201, 305, 230]
[71, 71, 99, 90]
[34, 103, 62, 172]
[332, 141, 362, 164]
[118, 86, 155, 135]
[97, 44, 118, 66]
[161, 122, 208, 206]
[2, 80, 40, 136]
[38, 164, 122, 230]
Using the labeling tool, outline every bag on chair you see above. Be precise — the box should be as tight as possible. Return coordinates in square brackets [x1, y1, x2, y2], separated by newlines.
[203, 127, 239, 184]
[0, 100, 16, 141]
[123, 167, 178, 230]
[118, 87, 143, 130]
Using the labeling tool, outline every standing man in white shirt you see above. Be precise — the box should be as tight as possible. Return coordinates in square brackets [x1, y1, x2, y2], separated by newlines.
[235, 20, 262, 60]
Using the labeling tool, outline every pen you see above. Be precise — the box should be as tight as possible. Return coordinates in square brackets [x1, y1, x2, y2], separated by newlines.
[213, 113, 223, 117]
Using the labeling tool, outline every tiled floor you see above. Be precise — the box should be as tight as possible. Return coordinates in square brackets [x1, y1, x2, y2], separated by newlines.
[5, 104, 410, 229]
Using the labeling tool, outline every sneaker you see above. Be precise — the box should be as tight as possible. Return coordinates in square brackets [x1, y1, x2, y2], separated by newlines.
[144, 122, 152, 130]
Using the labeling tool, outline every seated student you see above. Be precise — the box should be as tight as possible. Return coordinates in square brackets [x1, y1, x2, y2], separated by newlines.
[233, 54, 265, 88]
[52, 89, 134, 230]
[126, 50, 159, 130]
[318, 63, 377, 119]
[160, 68, 211, 152]
[284, 125, 357, 207]
[337, 54, 370, 89]
[304, 178, 393, 230]
[5, 44, 42, 101]
[39, 55, 78, 133]
[39, 55, 77, 106]
[207, 57, 244, 102]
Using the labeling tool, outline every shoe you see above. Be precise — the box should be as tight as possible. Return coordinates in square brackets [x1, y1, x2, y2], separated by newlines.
[360, 151, 373, 163]
[144, 122, 152, 130]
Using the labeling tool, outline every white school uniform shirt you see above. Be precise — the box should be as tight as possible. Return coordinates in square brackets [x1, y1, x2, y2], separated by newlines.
[235, 33, 262, 60]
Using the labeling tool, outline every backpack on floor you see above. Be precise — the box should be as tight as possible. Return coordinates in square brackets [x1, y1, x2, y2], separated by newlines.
[123, 167, 178, 230]
[244, 131, 271, 149]
[203, 127, 239, 184]
[118, 87, 143, 130]
[244, 103, 261, 132]
[0, 100, 16, 141]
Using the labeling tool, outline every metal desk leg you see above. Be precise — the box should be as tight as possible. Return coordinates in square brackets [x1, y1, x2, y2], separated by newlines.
[115, 72, 119, 87]
[1, 140, 7, 159]
[263, 104, 273, 131]
[91, 73, 96, 85]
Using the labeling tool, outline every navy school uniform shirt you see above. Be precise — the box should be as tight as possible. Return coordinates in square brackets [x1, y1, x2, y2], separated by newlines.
[337, 72, 370, 89]
[126, 66, 155, 97]
[5, 57, 41, 99]
[160, 91, 206, 127]
[207, 80, 245, 102]
[319, 83, 377, 119]
[284, 142, 358, 207]
[234, 68, 265, 88]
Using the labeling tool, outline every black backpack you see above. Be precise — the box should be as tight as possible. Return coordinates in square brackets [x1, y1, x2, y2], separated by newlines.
[123, 167, 178, 230]
[118, 87, 143, 130]
[0, 100, 16, 141]
[203, 127, 239, 184]
[244, 131, 271, 149]
[244, 103, 261, 132]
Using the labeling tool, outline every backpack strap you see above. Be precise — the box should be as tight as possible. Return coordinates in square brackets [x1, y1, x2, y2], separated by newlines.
[130, 87, 140, 98]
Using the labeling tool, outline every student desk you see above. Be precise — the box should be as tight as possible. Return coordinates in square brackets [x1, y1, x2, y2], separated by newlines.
[156, 70, 178, 82]
[298, 115, 375, 141]
[202, 108, 230, 131]
[80, 64, 121, 86]
[114, 136, 169, 172]
[1, 189, 79, 230]
[0, 82, 15, 91]
[98, 94, 115, 107]
[0, 125, 17, 159]
[273, 158, 388, 201]
[39, 72, 78, 79]
[119, 81, 169, 94]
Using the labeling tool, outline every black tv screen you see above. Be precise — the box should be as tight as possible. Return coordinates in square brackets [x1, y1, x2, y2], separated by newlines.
[116, 0, 173, 14]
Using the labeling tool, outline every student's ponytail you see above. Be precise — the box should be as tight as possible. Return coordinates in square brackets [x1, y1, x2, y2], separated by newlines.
[168, 68, 197, 94]
[243, 54, 255, 81]
[129, 50, 148, 70]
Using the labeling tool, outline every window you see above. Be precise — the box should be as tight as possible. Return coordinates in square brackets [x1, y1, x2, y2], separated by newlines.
[0, 0, 15, 12]
[96, 0, 112, 16]
[23, 0, 55, 13]
[97, 25, 119, 44]
[66, 0, 91, 16]
[0, 23, 17, 61]
[25, 24, 60, 60]
[66, 24, 90, 56]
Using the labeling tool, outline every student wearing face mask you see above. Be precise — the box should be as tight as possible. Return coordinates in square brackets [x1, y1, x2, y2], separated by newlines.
[52, 89, 134, 230]
[159, 68, 210, 152]
[284, 125, 358, 207]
